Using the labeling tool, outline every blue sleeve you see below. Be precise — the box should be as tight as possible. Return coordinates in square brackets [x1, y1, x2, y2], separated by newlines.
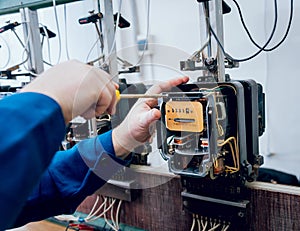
[0, 93, 65, 230]
[13, 130, 129, 228]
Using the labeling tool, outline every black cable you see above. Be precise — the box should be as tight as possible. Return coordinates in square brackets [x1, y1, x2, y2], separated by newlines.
[159, 149, 169, 161]
[210, 0, 278, 62]
[232, 0, 294, 52]
[43, 60, 53, 67]
[102, 222, 107, 231]
[65, 223, 80, 231]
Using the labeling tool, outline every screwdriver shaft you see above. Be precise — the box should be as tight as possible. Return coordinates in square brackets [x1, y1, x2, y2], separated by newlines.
[119, 94, 165, 99]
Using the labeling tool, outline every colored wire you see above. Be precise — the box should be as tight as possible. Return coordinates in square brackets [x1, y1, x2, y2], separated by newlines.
[218, 137, 239, 173]
[232, 0, 294, 52]
[213, 93, 224, 137]
[218, 137, 236, 168]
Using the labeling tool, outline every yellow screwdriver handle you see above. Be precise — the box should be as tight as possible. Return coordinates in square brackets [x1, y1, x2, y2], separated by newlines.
[115, 89, 121, 102]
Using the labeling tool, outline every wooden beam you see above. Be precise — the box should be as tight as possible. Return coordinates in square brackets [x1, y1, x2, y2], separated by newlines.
[76, 172, 300, 231]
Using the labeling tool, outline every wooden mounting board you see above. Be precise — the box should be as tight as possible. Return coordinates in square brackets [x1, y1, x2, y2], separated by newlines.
[76, 171, 300, 231]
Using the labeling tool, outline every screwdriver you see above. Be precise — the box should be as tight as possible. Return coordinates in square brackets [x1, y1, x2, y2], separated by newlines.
[115, 90, 168, 101]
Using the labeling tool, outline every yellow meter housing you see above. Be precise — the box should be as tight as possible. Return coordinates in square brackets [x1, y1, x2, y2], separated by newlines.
[165, 101, 204, 132]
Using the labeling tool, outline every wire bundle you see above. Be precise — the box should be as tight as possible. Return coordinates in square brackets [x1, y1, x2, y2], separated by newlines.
[190, 215, 230, 231]
[83, 195, 123, 231]
[209, 0, 294, 62]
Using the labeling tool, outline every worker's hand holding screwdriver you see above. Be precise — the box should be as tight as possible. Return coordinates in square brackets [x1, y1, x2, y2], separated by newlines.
[112, 76, 189, 159]
[21, 59, 189, 159]
[21, 60, 118, 123]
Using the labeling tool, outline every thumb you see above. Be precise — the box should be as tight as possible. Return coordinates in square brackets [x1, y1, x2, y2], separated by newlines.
[140, 108, 161, 128]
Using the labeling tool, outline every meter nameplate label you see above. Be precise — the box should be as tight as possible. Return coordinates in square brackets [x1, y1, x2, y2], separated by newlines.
[165, 101, 203, 132]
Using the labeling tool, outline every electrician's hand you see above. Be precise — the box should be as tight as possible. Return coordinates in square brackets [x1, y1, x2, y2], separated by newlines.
[21, 60, 117, 123]
[112, 76, 189, 159]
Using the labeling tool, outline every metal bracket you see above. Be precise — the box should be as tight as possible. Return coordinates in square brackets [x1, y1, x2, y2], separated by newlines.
[20, 8, 44, 74]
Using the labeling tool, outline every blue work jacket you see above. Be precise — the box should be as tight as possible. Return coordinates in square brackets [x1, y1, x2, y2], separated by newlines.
[0, 93, 126, 229]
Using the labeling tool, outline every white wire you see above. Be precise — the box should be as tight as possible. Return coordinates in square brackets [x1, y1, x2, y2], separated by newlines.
[86, 37, 101, 63]
[8, 21, 39, 76]
[207, 223, 220, 231]
[134, 0, 150, 66]
[210, 220, 214, 229]
[110, 198, 117, 228]
[103, 198, 118, 231]
[0, 34, 11, 69]
[86, 0, 121, 66]
[89, 197, 116, 221]
[21, 46, 29, 66]
[18, 22, 31, 67]
[115, 199, 123, 229]
[190, 215, 196, 231]
[52, 0, 62, 64]
[196, 216, 201, 231]
[104, 215, 118, 231]
[201, 220, 207, 231]
[64, 4, 70, 60]
[84, 195, 100, 221]
[85, 196, 107, 221]
[223, 224, 230, 231]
